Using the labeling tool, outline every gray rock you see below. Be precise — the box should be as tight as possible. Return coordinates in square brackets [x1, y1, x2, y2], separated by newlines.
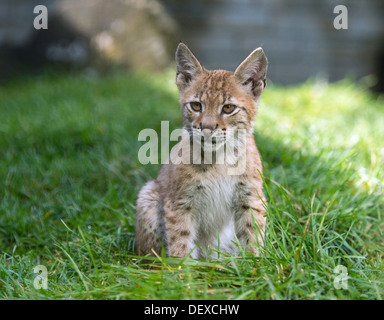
[51, 0, 178, 70]
[0, 0, 179, 72]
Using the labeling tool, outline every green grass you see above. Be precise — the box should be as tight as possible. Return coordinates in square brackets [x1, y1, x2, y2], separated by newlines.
[0, 69, 383, 299]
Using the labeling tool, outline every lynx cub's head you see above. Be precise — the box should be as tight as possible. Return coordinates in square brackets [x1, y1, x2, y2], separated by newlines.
[175, 43, 267, 150]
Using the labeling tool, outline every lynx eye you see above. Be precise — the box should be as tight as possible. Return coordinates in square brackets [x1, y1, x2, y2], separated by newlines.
[222, 104, 237, 114]
[190, 102, 202, 112]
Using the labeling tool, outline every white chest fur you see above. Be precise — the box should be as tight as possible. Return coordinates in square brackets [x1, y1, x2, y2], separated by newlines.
[189, 167, 239, 258]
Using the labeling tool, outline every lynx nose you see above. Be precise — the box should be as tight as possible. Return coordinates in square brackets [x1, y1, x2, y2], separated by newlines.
[202, 127, 213, 135]
[200, 123, 216, 136]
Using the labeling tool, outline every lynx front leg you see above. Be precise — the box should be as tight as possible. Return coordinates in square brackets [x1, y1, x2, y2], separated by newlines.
[240, 204, 266, 255]
[235, 186, 266, 256]
[163, 200, 195, 258]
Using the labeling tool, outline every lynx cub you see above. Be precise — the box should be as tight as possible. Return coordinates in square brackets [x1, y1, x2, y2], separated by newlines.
[136, 43, 268, 259]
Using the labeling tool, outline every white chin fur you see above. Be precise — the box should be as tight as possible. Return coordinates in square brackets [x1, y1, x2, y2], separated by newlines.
[201, 140, 226, 152]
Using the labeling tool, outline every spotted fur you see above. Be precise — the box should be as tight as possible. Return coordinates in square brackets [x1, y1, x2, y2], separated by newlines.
[136, 43, 268, 259]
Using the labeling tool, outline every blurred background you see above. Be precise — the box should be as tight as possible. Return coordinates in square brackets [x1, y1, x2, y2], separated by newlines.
[1, 0, 384, 90]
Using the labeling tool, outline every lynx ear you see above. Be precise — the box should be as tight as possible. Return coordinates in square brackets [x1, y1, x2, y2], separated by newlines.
[234, 47, 268, 99]
[175, 43, 204, 91]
